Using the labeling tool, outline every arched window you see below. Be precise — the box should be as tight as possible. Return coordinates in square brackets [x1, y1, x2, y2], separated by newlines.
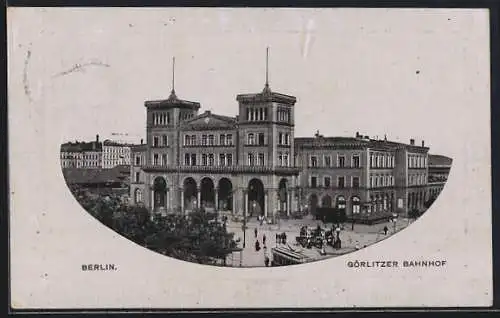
[247, 133, 255, 145]
[352, 196, 360, 214]
[134, 189, 143, 203]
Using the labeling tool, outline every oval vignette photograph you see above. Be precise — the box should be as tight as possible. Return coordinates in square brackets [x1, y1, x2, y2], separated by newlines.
[55, 12, 456, 268]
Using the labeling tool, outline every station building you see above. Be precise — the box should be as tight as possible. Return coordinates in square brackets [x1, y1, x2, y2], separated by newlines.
[130, 59, 450, 220]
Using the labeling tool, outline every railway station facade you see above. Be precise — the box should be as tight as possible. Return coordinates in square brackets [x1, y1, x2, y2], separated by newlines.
[130, 76, 443, 220]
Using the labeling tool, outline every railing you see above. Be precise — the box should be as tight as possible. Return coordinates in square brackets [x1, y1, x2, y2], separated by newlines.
[142, 164, 301, 174]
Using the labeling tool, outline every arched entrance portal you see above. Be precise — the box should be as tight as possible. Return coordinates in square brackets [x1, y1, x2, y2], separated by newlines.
[183, 177, 197, 211]
[321, 195, 332, 208]
[248, 178, 265, 217]
[309, 194, 319, 216]
[278, 178, 288, 215]
[336, 195, 346, 212]
[200, 177, 215, 210]
[218, 178, 233, 212]
[351, 196, 360, 215]
[153, 177, 167, 211]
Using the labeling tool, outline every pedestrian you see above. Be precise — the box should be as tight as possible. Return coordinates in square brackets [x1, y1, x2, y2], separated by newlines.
[264, 255, 270, 267]
[255, 240, 260, 251]
[283, 232, 287, 245]
[254, 227, 258, 238]
[263, 234, 266, 245]
[383, 226, 388, 235]
[276, 233, 279, 244]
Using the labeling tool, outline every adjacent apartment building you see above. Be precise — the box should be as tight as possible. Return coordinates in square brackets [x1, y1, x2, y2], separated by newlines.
[60, 135, 135, 169]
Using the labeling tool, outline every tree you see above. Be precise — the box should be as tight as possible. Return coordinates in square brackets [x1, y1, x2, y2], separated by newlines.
[408, 208, 421, 220]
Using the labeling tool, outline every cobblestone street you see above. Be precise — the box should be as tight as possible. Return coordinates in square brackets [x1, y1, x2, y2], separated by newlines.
[225, 216, 411, 267]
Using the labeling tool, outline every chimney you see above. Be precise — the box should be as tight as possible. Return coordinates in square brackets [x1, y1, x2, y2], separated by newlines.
[96, 134, 99, 143]
[355, 131, 360, 138]
[140, 139, 143, 145]
[384, 134, 387, 141]
[315, 130, 320, 138]
[410, 138, 415, 145]
[421, 140, 425, 147]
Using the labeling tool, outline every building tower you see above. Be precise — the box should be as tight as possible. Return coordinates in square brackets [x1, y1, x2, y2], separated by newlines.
[143, 57, 201, 212]
[236, 48, 299, 217]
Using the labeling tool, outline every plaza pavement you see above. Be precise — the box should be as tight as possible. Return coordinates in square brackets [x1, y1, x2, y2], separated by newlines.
[225, 216, 412, 267]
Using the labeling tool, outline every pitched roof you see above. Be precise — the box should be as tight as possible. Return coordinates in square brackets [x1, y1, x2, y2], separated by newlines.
[144, 90, 201, 110]
[62, 165, 130, 185]
[428, 154, 453, 166]
[236, 86, 297, 105]
[60, 141, 102, 152]
[180, 110, 237, 130]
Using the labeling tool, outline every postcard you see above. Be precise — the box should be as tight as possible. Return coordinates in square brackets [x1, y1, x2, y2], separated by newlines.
[8, 7, 492, 309]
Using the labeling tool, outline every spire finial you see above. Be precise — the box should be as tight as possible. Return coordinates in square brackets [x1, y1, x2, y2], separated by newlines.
[172, 56, 175, 93]
[263, 47, 271, 94]
[266, 46, 269, 86]
[169, 56, 177, 100]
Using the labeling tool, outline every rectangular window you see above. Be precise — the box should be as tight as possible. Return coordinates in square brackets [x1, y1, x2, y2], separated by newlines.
[258, 153, 265, 166]
[208, 154, 215, 166]
[184, 135, 190, 146]
[278, 152, 283, 166]
[153, 136, 159, 148]
[352, 177, 360, 188]
[283, 153, 289, 167]
[220, 154, 225, 166]
[338, 176, 345, 189]
[202, 154, 208, 166]
[258, 133, 265, 145]
[311, 176, 317, 188]
[352, 155, 360, 168]
[324, 156, 331, 167]
[227, 154, 233, 166]
[248, 153, 255, 166]
[324, 177, 331, 188]
[220, 134, 226, 145]
[162, 154, 167, 166]
[202, 135, 207, 146]
[191, 135, 197, 145]
[338, 156, 346, 168]
[208, 135, 214, 146]
[311, 156, 318, 167]
[286, 134, 290, 145]
[162, 135, 168, 146]
[184, 153, 190, 165]
[191, 154, 197, 166]
[226, 134, 233, 145]
[135, 155, 141, 165]
[153, 153, 159, 165]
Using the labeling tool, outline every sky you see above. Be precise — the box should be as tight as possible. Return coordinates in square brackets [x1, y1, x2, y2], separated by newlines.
[8, 7, 490, 156]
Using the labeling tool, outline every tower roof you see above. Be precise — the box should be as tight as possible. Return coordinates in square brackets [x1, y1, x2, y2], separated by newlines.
[236, 47, 297, 105]
[144, 56, 201, 110]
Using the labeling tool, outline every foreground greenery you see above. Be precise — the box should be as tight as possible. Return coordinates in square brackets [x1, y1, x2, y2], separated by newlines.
[71, 185, 238, 265]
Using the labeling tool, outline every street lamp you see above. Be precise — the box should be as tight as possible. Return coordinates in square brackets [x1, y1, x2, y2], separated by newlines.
[242, 205, 247, 248]
[392, 212, 398, 233]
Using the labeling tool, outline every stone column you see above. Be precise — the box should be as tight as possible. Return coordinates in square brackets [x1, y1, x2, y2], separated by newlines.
[150, 188, 155, 213]
[165, 189, 169, 211]
[264, 190, 269, 218]
[180, 188, 185, 214]
[291, 188, 296, 213]
[287, 192, 291, 216]
[215, 188, 219, 210]
[244, 190, 248, 217]
[197, 188, 201, 209]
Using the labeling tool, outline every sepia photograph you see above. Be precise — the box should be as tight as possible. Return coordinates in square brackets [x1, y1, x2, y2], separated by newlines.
[8, 7, 492, 309]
